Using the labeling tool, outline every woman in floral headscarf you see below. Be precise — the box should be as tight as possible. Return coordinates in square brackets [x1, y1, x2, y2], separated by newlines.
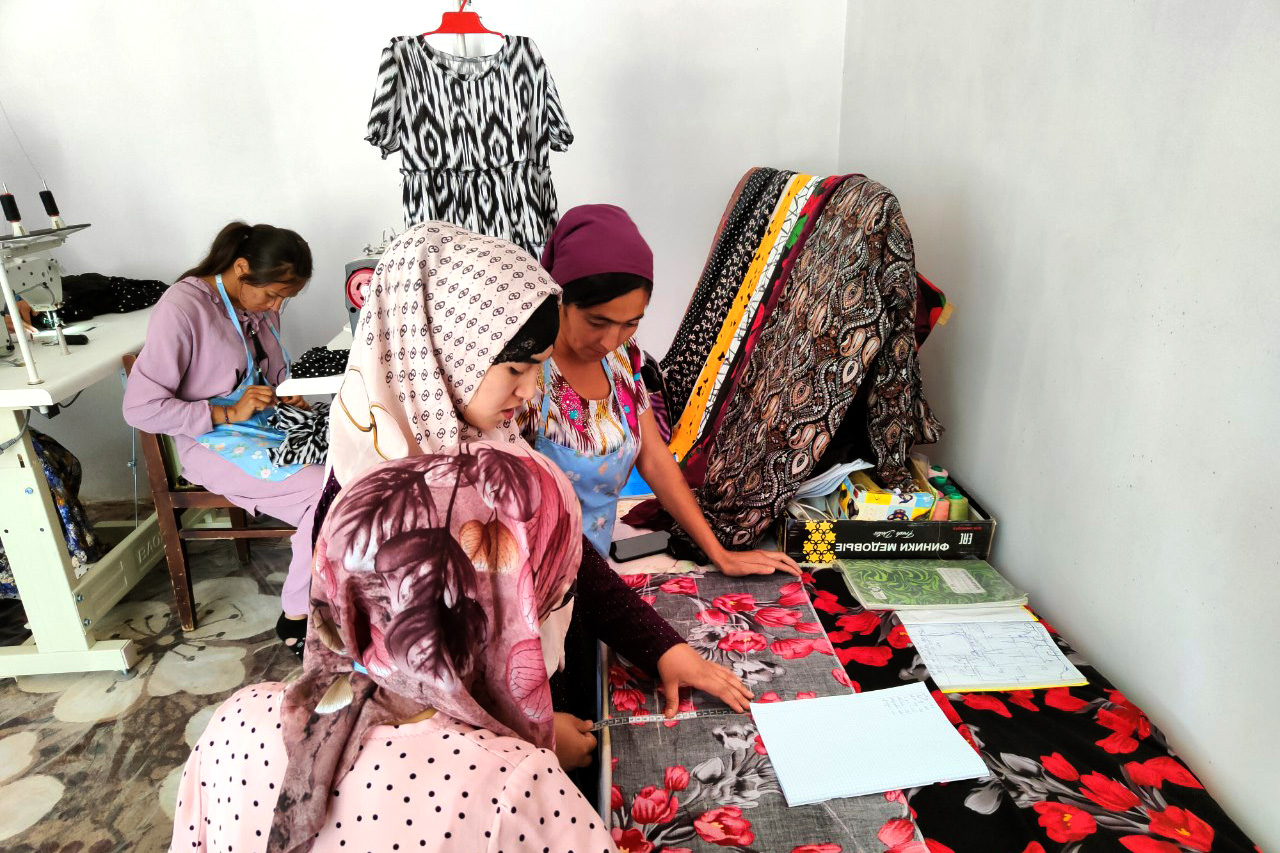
[169, 443, 616, 853]
[321, 221, 752, 772]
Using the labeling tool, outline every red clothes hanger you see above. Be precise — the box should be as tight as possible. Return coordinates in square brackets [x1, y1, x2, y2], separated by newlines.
[423, 0, 503, 36]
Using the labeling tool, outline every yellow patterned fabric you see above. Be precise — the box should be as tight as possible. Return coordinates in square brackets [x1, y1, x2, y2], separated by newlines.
[668, 174, 814, 459]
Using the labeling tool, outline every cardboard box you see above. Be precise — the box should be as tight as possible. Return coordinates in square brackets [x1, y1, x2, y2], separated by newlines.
[780, 478, 995, 563]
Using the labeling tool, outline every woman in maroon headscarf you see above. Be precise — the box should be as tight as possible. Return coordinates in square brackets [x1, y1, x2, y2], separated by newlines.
[519, 204, 799, 577]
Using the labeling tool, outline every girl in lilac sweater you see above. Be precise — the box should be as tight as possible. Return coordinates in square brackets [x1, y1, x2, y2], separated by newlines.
[123, 222, 321, 652]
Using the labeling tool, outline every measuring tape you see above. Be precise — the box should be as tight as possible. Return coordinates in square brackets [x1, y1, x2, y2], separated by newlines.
[588, 707, 741, 731]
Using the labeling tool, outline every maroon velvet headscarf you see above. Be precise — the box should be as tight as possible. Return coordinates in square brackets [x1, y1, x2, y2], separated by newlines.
[540, 203, 654, 284]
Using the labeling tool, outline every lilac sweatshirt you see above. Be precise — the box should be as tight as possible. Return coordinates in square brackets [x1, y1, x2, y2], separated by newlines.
[122, 278, 293, 512]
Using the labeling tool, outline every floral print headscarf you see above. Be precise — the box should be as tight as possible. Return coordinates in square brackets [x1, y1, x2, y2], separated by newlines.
[269, 441, 582, 853]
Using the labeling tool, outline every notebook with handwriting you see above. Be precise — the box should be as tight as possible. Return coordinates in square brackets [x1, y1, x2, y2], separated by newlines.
[751, 683, 990, 806]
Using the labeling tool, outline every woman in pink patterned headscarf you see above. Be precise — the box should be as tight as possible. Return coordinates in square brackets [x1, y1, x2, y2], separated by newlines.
[169, 442, 616, 853]
[316, 222, 756, 775]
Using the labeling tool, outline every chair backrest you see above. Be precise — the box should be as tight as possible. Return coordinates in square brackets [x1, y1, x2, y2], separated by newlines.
[121, 353, 196, 493]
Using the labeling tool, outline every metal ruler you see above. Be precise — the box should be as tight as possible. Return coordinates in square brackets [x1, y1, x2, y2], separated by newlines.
[589, 707, 740, 731]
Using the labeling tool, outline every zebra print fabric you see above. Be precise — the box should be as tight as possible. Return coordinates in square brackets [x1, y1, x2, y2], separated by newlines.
[366, 35, 573, 256]
[267, 402, 331, 467]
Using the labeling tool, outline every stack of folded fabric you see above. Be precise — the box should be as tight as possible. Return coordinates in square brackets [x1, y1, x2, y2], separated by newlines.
[291, 346, 350, 378]
[655, 168, 945, 548]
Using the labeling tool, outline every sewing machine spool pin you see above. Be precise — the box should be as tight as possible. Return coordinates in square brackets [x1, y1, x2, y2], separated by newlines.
[40, 184, 66, 230]
[1, 184, 28, 238]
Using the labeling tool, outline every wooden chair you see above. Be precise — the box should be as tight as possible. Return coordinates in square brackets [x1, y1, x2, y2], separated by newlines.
[122, 354, 295, 630]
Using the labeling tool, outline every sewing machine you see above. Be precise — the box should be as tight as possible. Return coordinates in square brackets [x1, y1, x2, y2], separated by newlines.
[0, 185, 87, 387]
[0, 185, 165, 678]
[343, 230, 397, 333]
[275, 233, 394, 398]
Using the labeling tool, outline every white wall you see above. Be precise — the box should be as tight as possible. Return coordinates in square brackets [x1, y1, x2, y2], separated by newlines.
[11, 1, 1273, 842]
[838, 1, 1280, 847]
[0, 0, 846, 499]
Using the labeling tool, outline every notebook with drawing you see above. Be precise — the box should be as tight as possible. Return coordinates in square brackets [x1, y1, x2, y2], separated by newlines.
[904, 619, 1088, 693]
[750, 683, 990, 806]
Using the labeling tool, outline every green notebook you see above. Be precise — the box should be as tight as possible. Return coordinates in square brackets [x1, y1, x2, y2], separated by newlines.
[837, 559, 1027, 610]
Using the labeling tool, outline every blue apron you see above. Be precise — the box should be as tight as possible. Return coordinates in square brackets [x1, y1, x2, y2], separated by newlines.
[532, 357, 640, 556]
[194, 277, 305, 482]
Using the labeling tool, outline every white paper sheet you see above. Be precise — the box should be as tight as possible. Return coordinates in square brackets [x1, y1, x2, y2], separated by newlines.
[905, 620, 1088, 693]
[750, 683, 989, 806]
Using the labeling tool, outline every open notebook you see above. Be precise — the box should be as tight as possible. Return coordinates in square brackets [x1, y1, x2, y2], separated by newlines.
[904, 619, 1088, 693]
[750, 683, 990, 806]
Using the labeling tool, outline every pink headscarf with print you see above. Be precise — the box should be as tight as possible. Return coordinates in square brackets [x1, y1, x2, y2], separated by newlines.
[269, 441, 582, 853]
[329, 221, 561, 485]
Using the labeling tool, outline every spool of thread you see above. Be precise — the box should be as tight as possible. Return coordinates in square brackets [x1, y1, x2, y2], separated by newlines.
[1, 185, 27, 236]
[39, 187, 65, 229]
[950, 495, 970, 522]
[928, 464, 949, 480]
[1, 188, 21, 222]
[930, 496, 951, 520]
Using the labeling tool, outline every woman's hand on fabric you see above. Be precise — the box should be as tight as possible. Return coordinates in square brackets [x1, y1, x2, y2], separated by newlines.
[712, 548, 802, 577]
[657, 643, 753, 715]
[553, 712, 597, 770]
[278, 395, 310, 410]
[227, 386, 277, 422]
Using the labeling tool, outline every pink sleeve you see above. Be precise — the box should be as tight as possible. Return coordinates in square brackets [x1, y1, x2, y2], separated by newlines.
[624, 339, 651, 416]
[168, 738, 208, 852]
[488, 750, 617, 853]
[123, 300, 213, 439]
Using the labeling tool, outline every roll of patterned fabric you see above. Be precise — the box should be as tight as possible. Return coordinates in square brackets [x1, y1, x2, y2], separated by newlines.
[666, 172, 817, 461]
[680, 172, 854, 486]
[659, 167, 787, 420]
[691, 176, 943, 547]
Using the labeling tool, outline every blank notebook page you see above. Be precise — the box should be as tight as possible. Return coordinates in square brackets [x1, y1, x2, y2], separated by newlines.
[750, 682, 990, 806]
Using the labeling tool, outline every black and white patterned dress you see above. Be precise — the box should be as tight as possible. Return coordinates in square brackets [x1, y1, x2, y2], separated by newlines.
[366, 35, 573, 256]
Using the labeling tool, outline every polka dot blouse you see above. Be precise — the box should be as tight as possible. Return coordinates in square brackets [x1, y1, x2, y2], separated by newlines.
[170, 684, 616, 853]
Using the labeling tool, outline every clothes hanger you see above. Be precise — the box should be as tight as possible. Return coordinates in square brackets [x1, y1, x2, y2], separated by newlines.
[422, 0, 503, 37]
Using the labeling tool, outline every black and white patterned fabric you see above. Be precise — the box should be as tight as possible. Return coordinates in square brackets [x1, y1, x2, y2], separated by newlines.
[365, 35, 573, 256]
[267, 402, 330, 467]
[30, 273, 169, 327]
[659, 168, 782, 421]
[291, 347, 349, 378]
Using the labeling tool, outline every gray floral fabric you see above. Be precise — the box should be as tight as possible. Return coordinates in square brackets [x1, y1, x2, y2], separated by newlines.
[605, 571, 922, 853]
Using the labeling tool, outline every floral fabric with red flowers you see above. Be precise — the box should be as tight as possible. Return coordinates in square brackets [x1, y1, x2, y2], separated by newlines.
[807, 570, 1262, 853]
[605, 571, 919, 851]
